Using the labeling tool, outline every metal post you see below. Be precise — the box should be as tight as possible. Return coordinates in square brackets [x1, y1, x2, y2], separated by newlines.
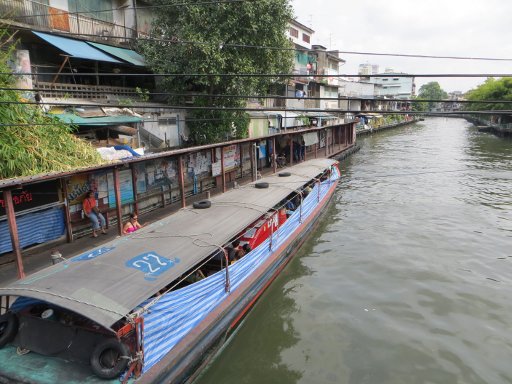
[221, 146, 226, 193]
[113, 167, 123, 236]
[299, 193, 303, 223]
[130, 164, 138, 214]
[284, 83, 288, 132]
[272, 137, 277, 173]
[179, 155, 186, 208]
[239, 143, 244, 176]
[250, 143, 255, 182]
[290, 139, 294, 166]
[3, 190, 25, 279]
[61, 178, 73, 243]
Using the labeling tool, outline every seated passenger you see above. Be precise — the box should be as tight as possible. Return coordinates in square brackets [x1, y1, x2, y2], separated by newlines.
[225, 239, 241, 263]
[232, 243, 252, 263]
[242, 244, 251, 254]
[123, 213, 143, 234]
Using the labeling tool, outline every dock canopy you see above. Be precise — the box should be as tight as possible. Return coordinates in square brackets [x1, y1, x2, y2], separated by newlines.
[0, 159, 337, 331]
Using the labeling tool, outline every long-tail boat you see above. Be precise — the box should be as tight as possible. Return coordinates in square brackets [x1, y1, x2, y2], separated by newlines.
[0, 158, 339, 383]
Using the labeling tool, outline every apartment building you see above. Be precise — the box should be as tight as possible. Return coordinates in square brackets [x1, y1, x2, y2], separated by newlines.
[0, 0, 186, 149]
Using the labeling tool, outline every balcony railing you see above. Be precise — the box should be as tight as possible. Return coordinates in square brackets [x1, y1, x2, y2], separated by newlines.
[37, 81, 138, 100]
[0, 0, 140, 45]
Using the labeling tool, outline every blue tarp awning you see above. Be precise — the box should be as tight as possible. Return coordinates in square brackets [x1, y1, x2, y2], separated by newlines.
[32, 31, 121, 63]
[87, 42, 145, 67]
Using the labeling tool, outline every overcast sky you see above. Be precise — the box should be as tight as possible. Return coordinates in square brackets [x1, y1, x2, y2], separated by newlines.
[291, 0, 512, 93]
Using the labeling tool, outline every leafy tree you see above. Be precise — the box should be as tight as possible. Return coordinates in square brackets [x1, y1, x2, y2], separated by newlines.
[139, 0, 294, 145]
[411, 96, 428, 112]
[0, 31, 103, 179]
[416, 81, 448, 111]
[465, 77, 512, 111]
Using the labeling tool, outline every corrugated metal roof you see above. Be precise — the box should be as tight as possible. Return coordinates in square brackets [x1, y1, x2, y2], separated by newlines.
[87, 42, 146, 67]
[51, 113, 142, 126]
[32, 32, 121, 63]
[0, 159, 336, 331]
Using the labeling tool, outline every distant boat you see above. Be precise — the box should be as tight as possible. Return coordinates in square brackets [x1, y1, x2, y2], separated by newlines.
[0, 158, 340, 384]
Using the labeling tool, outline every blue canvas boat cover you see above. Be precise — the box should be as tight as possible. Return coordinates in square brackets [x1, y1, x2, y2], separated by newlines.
[141, 167, 340, 372]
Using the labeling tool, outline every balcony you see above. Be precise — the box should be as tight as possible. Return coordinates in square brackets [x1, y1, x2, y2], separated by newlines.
[37, 81, 138, 101]
[0, 0, 140, 45]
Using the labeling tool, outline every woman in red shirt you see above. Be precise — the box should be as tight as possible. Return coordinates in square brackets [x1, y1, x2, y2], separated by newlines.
[83, 191, 107, 237]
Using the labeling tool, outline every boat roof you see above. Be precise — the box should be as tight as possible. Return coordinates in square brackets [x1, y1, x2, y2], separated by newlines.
[0, 159, 336, 331]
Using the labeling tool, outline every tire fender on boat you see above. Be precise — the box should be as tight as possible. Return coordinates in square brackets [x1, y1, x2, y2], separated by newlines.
[90, 338, 130, 379]
[0, 312, 19, 348]
[255, 182, 269, 189]
[192, 200, 212, 209]
[278, 172, 291, 177]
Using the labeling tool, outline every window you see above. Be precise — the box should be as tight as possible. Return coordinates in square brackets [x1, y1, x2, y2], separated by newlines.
[302, 33, 310, 43]
[159, 117, 177, 126]
[289, 28, 299, 38]
[382, 78, 388, 81]
[68, 0, 113, 23]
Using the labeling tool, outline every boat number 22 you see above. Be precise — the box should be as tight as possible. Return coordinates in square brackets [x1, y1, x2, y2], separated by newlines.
[126, 252, 180, 280]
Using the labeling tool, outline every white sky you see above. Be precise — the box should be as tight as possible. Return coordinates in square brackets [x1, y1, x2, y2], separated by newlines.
[291, 0, 512, 93]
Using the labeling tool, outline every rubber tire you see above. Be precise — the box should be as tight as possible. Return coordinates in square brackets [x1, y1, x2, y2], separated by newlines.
[255, 182, 269, 189]
[278, 172, 291, 177]
[193, 200, 211, 209]
[0, 313, 18, 348]
[90, 338, 130, 379]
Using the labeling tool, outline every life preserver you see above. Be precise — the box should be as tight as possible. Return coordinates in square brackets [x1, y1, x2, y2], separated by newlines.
[255, 182, 269, 189]
[90, 338, 130, 379]
[193, 200, 212, 209]
[278, 172, 291, 177]
[0, 312, 19, 348]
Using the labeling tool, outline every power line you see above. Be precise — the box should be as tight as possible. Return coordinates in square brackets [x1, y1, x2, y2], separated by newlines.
[4, 72, 512, 78]
[0, 99, 508, 114]
[4, 88, 512, 105]
[11, 24, 512, 62]
[5, 86, 507, 103]
[336, 50, 512, 62]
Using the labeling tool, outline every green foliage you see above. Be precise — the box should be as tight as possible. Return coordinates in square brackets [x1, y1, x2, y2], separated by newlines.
[465, 77, 512, 111]
[139, 0, 294, 144]
[135, 87, 150, 102]
[416, 82, 448, 111]
[187, 98, 250, 145]
[411, 96, 428, 112]
[0, 31, 103, 179]
[297, 115, 310, 126]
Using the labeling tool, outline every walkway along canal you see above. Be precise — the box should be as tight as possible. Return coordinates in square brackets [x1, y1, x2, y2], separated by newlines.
[0, 122, 356, 282]
[195, 117, 512, 384]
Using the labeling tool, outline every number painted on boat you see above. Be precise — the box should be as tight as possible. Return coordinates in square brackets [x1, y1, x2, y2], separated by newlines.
[72, 246, 116, 262]
[126, 252, 180, 280]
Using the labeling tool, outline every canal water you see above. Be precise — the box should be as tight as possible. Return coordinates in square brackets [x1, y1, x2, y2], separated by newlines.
[195, 117, 512, 384]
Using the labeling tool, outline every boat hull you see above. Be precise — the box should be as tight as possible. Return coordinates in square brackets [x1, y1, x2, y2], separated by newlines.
[139, 178, 338, 384]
